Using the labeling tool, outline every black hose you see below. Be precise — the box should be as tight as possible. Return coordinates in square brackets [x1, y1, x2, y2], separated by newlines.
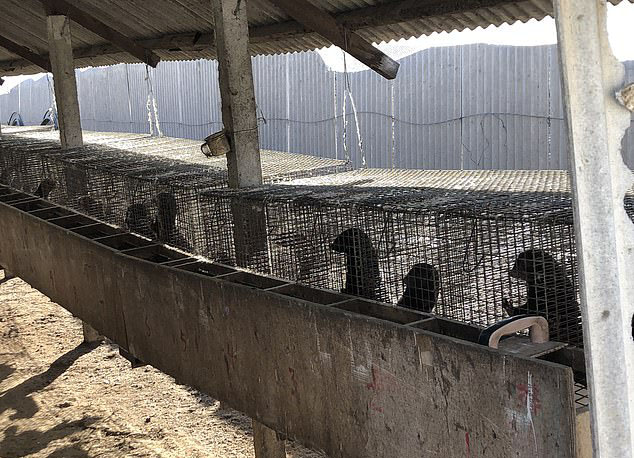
[8, 112, 24, 126]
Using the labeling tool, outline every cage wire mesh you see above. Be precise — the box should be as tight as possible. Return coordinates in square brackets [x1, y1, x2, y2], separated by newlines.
[2, 130, 616, 409]
[197, 182, 593, 349]
[3, 130, 629, 353]
[0, 130, 351, 255]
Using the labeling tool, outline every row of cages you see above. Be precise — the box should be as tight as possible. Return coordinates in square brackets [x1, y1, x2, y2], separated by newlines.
[198, 185, 585, 347]
[2, 135, 627, 348]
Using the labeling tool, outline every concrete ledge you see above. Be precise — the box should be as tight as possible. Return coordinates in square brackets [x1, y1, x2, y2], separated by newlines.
[0, 185, 577, 457]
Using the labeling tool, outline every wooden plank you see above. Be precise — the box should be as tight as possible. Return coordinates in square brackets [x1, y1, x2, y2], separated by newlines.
[0, 197, 579, 458]
[575, 408, 592, 458]
[268, 0, 399, 79]
[40, 0, 160, 67]
[0, 34, 51, 72]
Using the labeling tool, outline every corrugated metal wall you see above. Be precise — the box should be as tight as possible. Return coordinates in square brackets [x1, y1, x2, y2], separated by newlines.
[0, 75, 54, 127]
[2, 44, 633, 170]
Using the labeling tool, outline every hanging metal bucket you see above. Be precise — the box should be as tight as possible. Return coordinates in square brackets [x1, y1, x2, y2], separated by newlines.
[201, 130, 231, 157]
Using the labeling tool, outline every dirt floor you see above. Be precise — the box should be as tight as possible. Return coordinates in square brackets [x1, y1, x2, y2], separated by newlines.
[0, 271, 326, 458]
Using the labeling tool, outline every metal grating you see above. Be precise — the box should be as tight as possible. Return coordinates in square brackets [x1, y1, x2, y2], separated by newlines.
[0, 131, 350, 249]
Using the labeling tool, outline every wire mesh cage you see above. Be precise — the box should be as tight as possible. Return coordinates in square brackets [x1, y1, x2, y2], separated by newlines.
[197, 182, 589, 348]
[0, 130, 351, 256]
[5, 131, 628, 349]
[3, 129, 618, 416]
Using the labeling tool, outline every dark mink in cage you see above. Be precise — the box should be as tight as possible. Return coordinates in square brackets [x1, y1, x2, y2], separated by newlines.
[331, 228, 381, 300]
[397, 263, 440, 313]
[152, 192, 191, 250]
[125, 203, 154, 239]
[35, 178, 56, 199]
[503, 249, 582, 343]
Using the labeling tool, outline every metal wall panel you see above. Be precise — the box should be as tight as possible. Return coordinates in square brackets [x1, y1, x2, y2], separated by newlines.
[1, 75, 52, 126]
[2, 44, 633, 171]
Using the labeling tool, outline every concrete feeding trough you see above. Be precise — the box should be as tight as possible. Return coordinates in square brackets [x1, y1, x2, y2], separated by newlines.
[0, 182, 596, 456]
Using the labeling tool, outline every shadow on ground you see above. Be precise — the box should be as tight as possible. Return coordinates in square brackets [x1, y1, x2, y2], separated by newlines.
[0, 416, 98, 458]
[0, 342, 98, 420]
[0, 363, 16, 384]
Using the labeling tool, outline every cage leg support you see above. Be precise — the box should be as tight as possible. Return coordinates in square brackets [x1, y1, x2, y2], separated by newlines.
[1, 268, 15, 283]
[82, 322, 102, 344]
[253, 420, 286, 458]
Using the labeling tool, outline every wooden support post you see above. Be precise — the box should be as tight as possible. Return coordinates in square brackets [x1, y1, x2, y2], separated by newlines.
[210, 0, 262, 188]
[253, 420, 286, 458]
[46, 15, 83, 149]
[554, 0, 634, 455]
[82, 321, 101, 343]
[211, 0, 269, 270]
[211, 2, 279, 454]
[41, 0, 160, 68]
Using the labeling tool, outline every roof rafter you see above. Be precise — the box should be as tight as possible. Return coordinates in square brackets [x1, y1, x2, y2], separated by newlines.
[267, 0, 399, 79]
[0, 34, 51, 72]
[40, 0, 161, 67]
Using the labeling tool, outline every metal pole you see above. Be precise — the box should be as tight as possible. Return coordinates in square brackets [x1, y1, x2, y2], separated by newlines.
[554, 0, 634, 456]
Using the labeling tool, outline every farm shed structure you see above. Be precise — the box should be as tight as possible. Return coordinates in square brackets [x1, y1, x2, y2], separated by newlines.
[1, 1, 634, 457]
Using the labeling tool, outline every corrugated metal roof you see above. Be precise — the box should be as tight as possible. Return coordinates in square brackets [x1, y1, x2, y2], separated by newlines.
[1, 0, 631, 76]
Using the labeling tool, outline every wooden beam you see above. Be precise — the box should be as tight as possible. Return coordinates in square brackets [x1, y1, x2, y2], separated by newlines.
[0, 34, 51, 72]
[0, 31, 208, 74]
[211, 0, 263, 188]
[267, 0, 399, 79]
[338, 0, 515, 29]
[47, 15, 83, 149]
[40, 0, 161, 67]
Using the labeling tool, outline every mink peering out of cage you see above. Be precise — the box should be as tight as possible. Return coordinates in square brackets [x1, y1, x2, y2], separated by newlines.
[397, 263, 440, 313]
[77, 195, 105, 219]
[503, 249, 582, 344]
[125, 203, 155, 239]
[152, 192, 191, 250]
[330, 228, 382, 300]
[34, 178, 56, 199]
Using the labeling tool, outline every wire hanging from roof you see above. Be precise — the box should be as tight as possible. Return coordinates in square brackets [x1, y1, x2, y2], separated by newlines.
[145, 64, 163, 137]
[342, 33, 366, 168]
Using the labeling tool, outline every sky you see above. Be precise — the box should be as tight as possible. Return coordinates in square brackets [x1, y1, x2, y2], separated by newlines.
[1, 2, 633, 94]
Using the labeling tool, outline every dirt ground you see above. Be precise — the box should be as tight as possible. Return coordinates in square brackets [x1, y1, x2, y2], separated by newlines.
[0, 271, 326, 458]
